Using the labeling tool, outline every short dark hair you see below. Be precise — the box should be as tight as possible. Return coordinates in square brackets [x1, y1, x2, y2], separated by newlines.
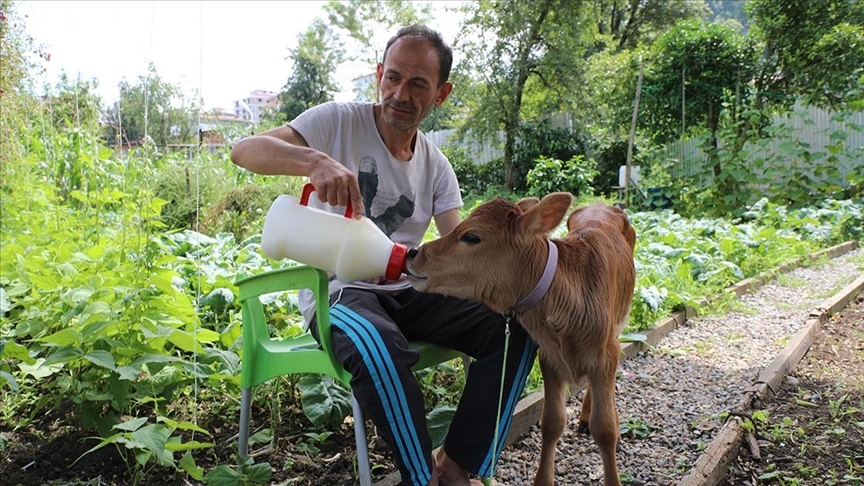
[382, 24, 453, 86]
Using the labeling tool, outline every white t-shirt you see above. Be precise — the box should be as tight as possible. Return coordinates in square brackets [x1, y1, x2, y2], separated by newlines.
[288, 101, 463, 323]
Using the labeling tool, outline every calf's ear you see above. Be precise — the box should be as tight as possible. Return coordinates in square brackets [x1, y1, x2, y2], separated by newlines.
[516, 197, 540, 212]
[519, 192, 573, 235]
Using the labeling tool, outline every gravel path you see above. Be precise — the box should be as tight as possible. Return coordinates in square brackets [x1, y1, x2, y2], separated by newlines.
[491, 247, 864, 486]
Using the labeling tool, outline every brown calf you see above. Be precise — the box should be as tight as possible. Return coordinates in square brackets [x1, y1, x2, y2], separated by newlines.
[405, 194, 636, 486]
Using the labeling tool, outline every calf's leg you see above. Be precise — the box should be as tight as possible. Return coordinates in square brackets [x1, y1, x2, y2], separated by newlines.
[533, 357, 567, 486]
[587, 361, 622, 486]
[577, 385, 592, 434]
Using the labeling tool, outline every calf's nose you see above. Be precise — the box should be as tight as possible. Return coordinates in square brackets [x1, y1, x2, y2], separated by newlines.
[407, 247, 419, 259]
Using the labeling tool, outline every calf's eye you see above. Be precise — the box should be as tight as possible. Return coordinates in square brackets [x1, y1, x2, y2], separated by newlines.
[459, 233, 482, 245]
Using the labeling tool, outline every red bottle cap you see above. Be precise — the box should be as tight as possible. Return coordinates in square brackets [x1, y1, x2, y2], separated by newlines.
[385, 243, 408, 281]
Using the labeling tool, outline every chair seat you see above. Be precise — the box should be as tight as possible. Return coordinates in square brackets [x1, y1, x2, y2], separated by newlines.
[411, 340, 464, 371]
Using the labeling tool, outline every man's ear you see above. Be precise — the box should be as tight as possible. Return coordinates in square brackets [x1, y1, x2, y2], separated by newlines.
[435, 82, 453, 107]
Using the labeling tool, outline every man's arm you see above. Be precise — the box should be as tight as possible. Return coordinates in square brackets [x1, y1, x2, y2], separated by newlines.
[433, 208, 461, 237]
[230, 125, 364, 215]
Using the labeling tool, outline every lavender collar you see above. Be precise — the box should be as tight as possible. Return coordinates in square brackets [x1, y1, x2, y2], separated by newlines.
[512, 240, 558, 313]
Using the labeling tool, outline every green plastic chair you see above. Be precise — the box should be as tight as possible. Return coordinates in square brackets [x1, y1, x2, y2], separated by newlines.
[236, 265, 464, 486]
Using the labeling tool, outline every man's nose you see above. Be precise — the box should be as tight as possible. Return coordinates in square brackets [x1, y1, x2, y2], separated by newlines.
[393, 81, 410, 101]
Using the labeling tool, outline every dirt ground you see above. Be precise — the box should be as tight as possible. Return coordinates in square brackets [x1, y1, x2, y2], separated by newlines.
[4, 294, 863, 486]
[724, 294, 864, 485]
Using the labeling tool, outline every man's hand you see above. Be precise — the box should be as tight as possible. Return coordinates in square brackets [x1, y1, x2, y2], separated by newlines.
[308, 156, 365, 219]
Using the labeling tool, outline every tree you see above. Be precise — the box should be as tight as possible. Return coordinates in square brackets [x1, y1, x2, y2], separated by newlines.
[641, 20, 757, 148]
[457, 0, 594, 191]
[103, 63, 201, 150]
[593, 0, 710, 51]
[0, 0, 41, 168]
[323, 0, 432, 70]
[747, 0, 864, 110]
[42, 73, 102, 134]
[273, 18, 344, 123]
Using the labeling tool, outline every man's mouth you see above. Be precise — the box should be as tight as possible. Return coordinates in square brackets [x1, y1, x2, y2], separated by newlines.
[387, 102, 414, 115]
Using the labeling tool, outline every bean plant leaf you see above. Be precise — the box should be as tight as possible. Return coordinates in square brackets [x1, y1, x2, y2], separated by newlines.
[131, 423, 171, 460]
[0, 340, 36, 364]
[113, 417, 148, 432]
[299, 375, 352, 428]
[83, 350, 116, 370]
[619, 332, 649, 343]
[427, 404, 456, 449]
[0, 371, 19, 392]
[179, 451, 205, 481]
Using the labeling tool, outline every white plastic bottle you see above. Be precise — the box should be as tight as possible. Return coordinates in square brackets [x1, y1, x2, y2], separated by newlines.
[260, 184, 408, 283]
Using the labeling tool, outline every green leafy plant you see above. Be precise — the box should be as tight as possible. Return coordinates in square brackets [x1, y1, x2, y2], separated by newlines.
[526, 155, 599, 199]
[205, 455, 272, 486]
[77, 416, 212, 484]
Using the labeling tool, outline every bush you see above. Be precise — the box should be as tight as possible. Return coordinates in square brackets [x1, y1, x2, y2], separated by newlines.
[201, 181, 300, 242]
[151, 155, 230, 231]
[526, 155, 599, 198]
[445, 145, 508, 200]
[512, 119, 587, 192]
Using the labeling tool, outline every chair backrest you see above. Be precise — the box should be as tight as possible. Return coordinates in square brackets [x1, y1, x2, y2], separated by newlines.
[236, 266, 352, 388]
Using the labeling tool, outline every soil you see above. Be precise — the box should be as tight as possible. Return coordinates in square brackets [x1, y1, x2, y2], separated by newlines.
[2, 397, 393, 486]
[724, 294, 864, 485]
[3, 295, 863, 486]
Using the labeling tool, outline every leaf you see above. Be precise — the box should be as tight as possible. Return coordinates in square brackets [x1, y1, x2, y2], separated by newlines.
[130, 423, 171, 459]
[427, 404, 456, 449]
[73, 433, 125, 465]
[619, 332, 648, 343]
[0, 340, 36, 365]
[245, 462, 273, 484]
[0, 371, 19, 391]
[299, 375, 353, 428]
[62, 287, 95, 304]
[204, 465, 242, 486]
[179, 451, 205, 481]
[164, 440, 214, 451]
[19, 358, 64, 378]
[113, 417, 149, 432]
[248, 428, 274, 447]
[37, 328, 81, 346]
[158, 417, 210, 435]
[168, 328, 220, 353]
[83, 350, 116, 370]
[116, 365, 141, 381]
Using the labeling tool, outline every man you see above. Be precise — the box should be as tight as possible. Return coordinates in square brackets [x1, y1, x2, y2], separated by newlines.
[231, 24, 537, 486]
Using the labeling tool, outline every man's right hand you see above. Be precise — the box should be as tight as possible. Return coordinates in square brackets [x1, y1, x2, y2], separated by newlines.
[307, 156, 365, 219]
[231, 125, 364, 218]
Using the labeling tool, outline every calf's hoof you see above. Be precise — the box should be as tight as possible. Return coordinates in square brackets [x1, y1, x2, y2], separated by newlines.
[577, 420, 591, 435]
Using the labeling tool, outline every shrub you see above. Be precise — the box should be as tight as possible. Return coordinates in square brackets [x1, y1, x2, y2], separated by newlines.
[526, 155, 599, 198]
[512, 119, 587, 192]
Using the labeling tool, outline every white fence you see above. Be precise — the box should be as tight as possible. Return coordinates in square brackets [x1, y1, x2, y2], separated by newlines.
[428, 107, 864, 183]
[665, 105, 864, 181]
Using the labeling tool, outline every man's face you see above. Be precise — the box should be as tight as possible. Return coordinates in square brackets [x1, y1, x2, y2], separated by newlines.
[377, 36, 452, 131]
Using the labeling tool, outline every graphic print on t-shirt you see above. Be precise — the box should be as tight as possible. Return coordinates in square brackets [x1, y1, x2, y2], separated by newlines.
[358, 156, 415, 237]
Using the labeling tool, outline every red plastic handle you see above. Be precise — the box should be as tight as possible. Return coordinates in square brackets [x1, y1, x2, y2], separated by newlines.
[299, 183, 354, 219]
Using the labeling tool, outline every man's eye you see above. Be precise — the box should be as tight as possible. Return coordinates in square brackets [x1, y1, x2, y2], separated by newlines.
[459, 233, 481, 244]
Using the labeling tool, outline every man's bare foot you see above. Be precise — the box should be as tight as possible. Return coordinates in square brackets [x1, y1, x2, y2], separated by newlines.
[435, 449, 484, 486]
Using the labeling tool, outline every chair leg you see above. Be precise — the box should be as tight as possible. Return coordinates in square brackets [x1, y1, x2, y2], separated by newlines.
[352, 392, 372, 486]
[239, 388, 252, 458]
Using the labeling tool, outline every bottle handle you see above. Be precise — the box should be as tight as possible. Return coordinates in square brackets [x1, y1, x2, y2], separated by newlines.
[299, 183, 354, 219]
